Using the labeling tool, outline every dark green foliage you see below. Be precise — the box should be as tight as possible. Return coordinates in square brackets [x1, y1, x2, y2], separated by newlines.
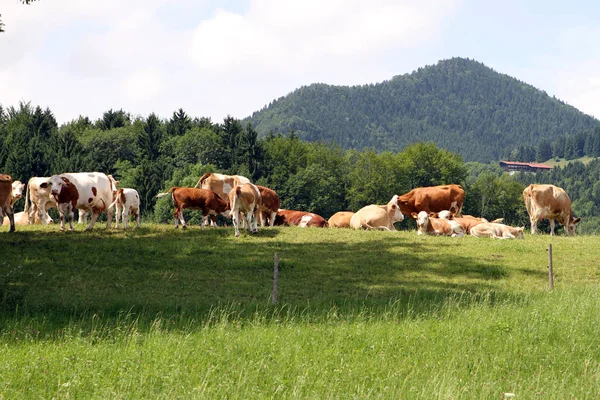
[246, 58, 598, 162]
[166, 108, 192, 137]
[96, 109, 131, 131]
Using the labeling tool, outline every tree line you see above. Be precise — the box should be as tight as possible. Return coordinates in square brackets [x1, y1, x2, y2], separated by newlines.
[2, 101, 598, 233]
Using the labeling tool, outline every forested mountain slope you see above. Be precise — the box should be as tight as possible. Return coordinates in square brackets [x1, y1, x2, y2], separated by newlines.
[246, 58, 599, 162]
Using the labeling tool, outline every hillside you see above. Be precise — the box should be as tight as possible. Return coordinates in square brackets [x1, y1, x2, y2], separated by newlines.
[246, 58, 599, 162]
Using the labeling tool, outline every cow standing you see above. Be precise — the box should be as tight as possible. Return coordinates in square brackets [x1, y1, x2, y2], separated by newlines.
[397, 184, 465, 217]
[40, 172, 115, 231]
[523, 184, 581, 236]
[109, 188, 141, 228]
[350, 195, 403, 230]
[0, 174, 15, 232]
[24, 176, 57, 224]
[156, 187, 230, 229]
[257, 185, 280, 227]
[194, 172, 251, 226]
[228, 183, 262, 237]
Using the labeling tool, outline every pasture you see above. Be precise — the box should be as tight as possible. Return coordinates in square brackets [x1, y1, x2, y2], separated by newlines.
[1, 224, 600, 398]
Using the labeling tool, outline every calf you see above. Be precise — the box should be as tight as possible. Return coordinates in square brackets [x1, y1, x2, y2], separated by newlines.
[275, 209, 328, 228]
[470, 223, 524, 239]
[412, 211, 464, 237]
[257, 185, 280, 227]
[328, 211, 355, 228]
[24, 176, 57, 224]
[350, 195, 403, 230]
[156, 187, 230, 228]
[109, 188, 141, 228]
[40, 172, 114, 231]
[0, 174, 15, 232]
[228, 183, 262, 237]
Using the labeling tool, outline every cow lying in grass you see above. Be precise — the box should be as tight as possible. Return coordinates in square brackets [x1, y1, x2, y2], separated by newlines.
[412, 211, 464, 237]
[470, 223, 524, 239]
[350, 195, 403, 230]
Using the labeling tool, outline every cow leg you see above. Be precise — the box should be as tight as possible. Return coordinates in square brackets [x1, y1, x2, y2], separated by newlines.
[269, 211, 276, 227]
[122, 206, 129, 229]
[37, 201, 48, 225]
[134, 207, 141, 228]
[232, 211, 241, 237]
[549, 219, 555, 236]
[252, 208, 259, 233]
[86, 211, 100, 231]
[178, 210, 187, 229]
[105, 201, 113, 229]
[530, 216, 538, 235]
[4, 207, 15, 233]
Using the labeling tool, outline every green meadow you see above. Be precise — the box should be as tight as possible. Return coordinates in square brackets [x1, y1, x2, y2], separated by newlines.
[1, 224, 600, 398]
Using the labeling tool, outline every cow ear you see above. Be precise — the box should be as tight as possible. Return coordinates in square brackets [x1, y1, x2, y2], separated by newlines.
[40, 182, 49, 189]
[61, 177, 71, 184]
[573, 217, 582, 225]
[410, 212, 418, 219]
[449, 213, 455, 220]
[429, 212, 437, 218]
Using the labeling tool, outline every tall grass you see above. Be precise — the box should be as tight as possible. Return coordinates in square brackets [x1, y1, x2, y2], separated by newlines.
[1, 225, 600, 398]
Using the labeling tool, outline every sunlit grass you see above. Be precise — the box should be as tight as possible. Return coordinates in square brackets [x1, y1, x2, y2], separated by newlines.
[1, 224, 600, 398]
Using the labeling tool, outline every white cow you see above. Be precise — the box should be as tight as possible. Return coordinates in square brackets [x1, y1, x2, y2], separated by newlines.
[40, 172, 114, 231]
[109, 188, 141, 228]
[470, 223, 524, 239]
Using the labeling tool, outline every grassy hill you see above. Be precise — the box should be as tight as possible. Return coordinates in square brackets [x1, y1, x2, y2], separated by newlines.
[2, 225, 600, 397]
[544, 155, 597, 167]
[247, 58, 599, 162]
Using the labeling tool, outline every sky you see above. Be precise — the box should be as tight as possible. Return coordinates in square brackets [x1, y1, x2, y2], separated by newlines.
[1, 0, 599, 125]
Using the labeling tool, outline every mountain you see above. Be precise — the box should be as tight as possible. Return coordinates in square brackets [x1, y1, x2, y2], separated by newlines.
[245, 58, 599, 162]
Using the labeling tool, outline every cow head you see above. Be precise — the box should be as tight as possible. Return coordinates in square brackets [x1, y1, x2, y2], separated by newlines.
[437, 210, 454, 220]
[11, 181, 25, 201]
[40, 175, 71, 197]
[515, 227, 525, 239]
[386, 195, 404, 224]
[414, 211, 429, 235]
[566, 217, 582, 235]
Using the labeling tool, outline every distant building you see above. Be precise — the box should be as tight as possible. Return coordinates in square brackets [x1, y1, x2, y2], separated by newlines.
[499, 161, 553, 174]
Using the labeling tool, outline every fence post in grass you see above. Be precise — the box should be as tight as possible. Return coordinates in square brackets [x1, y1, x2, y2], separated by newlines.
[273, 252, 279, 304]
[547, 244, 554, 290]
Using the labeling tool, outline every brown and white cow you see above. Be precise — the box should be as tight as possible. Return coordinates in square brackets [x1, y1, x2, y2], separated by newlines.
[109, 188, 141, 228]
[11, 180, 25, 204]
[350, 195, 404, 230]
[1, 180, 27, 226]
[24, 176, 57, 224]
[156, 187, 230, 228]
[3, 211, 33, 226]
[470, 223, 524, 239]
[40, 172, 115, 231]
[0, 174, 15, 232]
[194, 172, 251, 226]
[523, 184, 581, 236]
[434, 211, 503, 234]
[397, 184, 465, 217]
[328, 211, 355, 228]
[412, 211, 464, 237]
[257, 185, 280, 227]
[228, 183, 262, 237]
[275, 210, 329, 228]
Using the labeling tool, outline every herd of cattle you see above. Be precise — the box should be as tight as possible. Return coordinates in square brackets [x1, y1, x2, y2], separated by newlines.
[0, 171, 582, 239]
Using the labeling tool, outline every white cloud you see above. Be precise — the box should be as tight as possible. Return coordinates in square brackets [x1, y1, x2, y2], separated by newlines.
[122, 68, 163, 104]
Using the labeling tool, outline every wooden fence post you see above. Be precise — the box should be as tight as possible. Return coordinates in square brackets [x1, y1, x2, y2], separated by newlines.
[273, 252, 279, 304]
[547, 244, 554, 290]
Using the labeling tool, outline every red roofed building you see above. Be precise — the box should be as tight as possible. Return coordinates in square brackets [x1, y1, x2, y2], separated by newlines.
[499, 161, 553, 174]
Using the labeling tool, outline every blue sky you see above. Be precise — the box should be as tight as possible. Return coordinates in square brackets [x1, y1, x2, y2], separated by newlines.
[1, 0, 599, 125]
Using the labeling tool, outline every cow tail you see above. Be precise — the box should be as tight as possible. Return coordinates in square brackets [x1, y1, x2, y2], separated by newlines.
[194, 172, 211, 188]
[108, 188, 124, 210]
[156, 187, 177, 198]
[24, 180, 30, 213]
[231, 186, 241, 211]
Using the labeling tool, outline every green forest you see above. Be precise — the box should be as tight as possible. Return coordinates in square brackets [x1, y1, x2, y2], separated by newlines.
[2, 100, 600, 234]
[247, 58, 598, 162]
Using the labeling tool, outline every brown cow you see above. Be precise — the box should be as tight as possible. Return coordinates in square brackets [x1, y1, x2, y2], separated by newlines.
[228, 183, 262, 237]
[412, 211, 463, 236]
[523, 184, 581, 236]
[156, 187, 230, 229]
[328, 211, 355, 228]
[194, 173, 251, 227]
[257, 185, 280, 227]
[275, 210, 328, 227]
[433, 211, 504, 234]
[397, 184, 465, 217]
[350, 195, 403, 230]
[0, 174, 15, 232]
